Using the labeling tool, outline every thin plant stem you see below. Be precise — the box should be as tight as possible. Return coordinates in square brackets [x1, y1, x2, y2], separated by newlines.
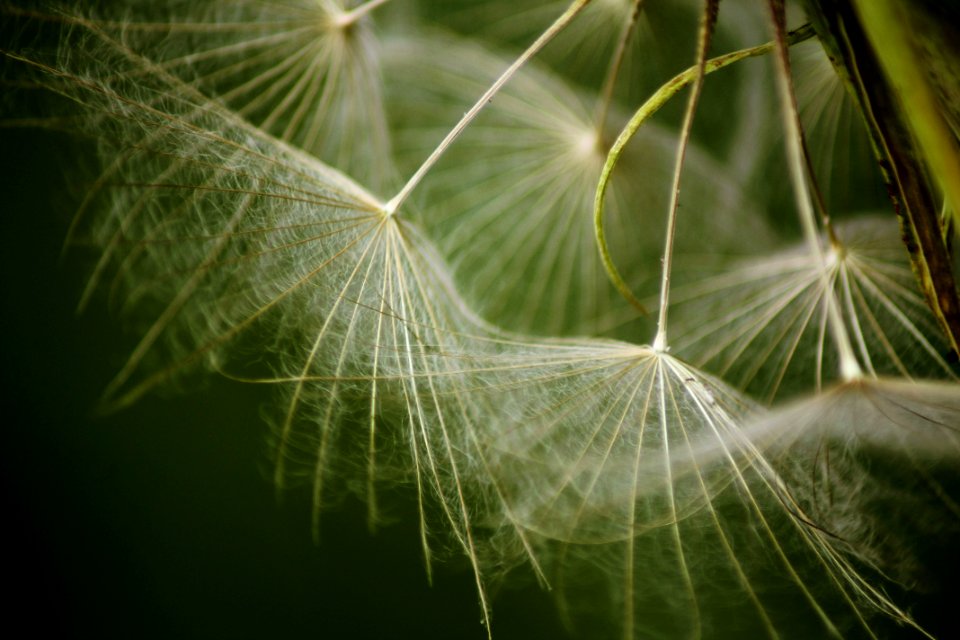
[800, 127, 840, 247]
[652, 0, 717, 353]
[766, 0, 862, 381]
[383, 0, 593, 217]
[593, 0, 645, 139]
[594, 23, 816, 320]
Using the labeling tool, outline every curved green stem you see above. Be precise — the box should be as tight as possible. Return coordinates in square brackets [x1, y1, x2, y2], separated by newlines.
[594, 22, 815, 320]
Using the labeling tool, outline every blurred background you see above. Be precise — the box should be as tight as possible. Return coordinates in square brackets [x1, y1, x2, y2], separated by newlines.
[0, 126, 565, 639]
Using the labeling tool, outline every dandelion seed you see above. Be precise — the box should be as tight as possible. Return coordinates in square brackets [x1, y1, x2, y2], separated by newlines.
[4, 16, 516, 635]
[416, 326, 914, 639]
[65, 0, 397, 190]
[670, 215, 957, 401]
[466, 340, 757, 543]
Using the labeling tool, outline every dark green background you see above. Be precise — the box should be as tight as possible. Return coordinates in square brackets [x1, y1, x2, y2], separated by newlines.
[0, 127, 563, 639]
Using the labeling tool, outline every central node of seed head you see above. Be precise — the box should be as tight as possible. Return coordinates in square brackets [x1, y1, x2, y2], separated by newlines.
[326, 13, 350, 33]
[381, 195, 400, 219]
[824, 243, 846, 268]
[572, 127, 600, 160]
[326, 5, 359, 33]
